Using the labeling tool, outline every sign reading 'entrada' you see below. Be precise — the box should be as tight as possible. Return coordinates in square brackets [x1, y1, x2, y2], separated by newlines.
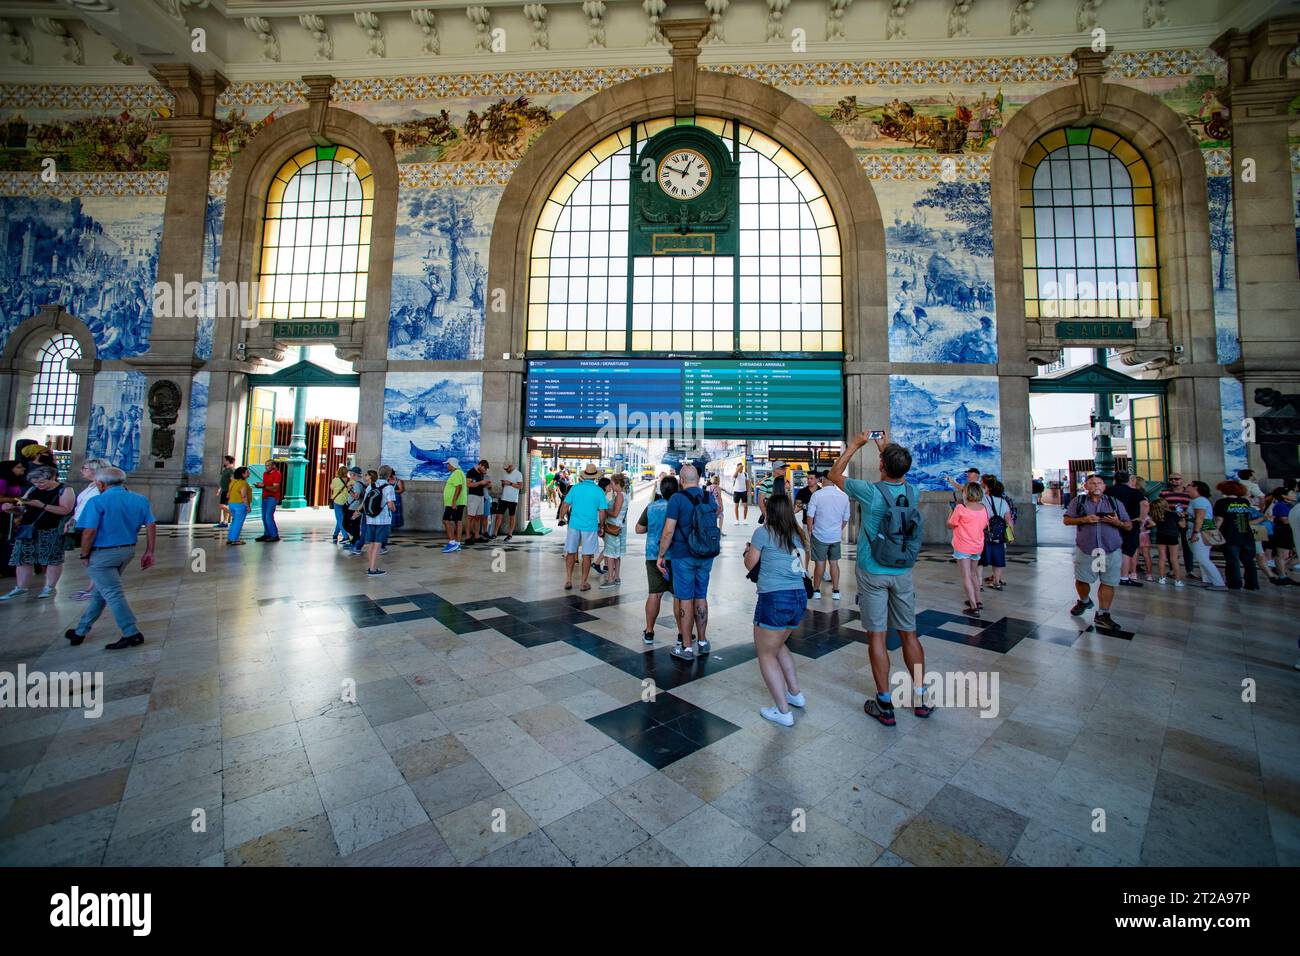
[1052, 321, 1138, 341]
[273, 321, 340, 338]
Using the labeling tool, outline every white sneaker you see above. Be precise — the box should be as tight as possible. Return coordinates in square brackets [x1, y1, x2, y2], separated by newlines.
[1173, 579, 1185, 588]
[832, 590, 841, 601]
[0, 587, 28, 601]
[37, 586, 55, 599]
[786, 690, 806, 708]
[1156, 576, 1167, 584]
[760, 705, 794, 727]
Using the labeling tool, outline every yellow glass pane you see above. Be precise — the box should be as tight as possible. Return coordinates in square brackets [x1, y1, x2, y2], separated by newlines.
[820, 254, 840, 276]
[567, 150, 599, 182]
[1038, 129, 1067, 153]
[267, 178, 287, 203]
[1023, 143, 1046, 167]
[772, 148, 805, 180]
[1084, 128, 1116, 151]
[734, 122, 754, 146]
[672, 330, 692, 350]
[1127, 161, 1151, 187]
[589, 132, 624, 162]
[1019, 164, 1035, 190]
[713, 332, 731, 351]
[1134, 419, 1148, 438]
[641, 117, 674, 138]
[1025, 300, 1039, 318]
[530, 256, 550, 278]
[1134, 207, 1155, 237]
[1039, 297, 1059, 318]
[779, 331, 799, 350]
[1023, 271, 1038, 298]
[807, 196, 835, 229]
[354, 157, 372, 179]
[821, 276, 842, 303]
[528, 277, 548, 304]
[760, 332, 779, 351]
[803, 332, 823, 351]
[1139, 299, 1156, 318]
[360, 177, 374, 200]
[792, 169, 823, 201]
[740, 331, 760, 351]
[1020, 208, 1035, 237]
[1137, 269, 1158, 299]
[548, 173, 579, 206]
[1111, 139, 1139, 166]
[652, 331, 671, 351]
[354, 274, 368, 302]
[1021, 239, 1036, 266]
[546, 331, 567, 349]
[262, 221, 279, 247]
[292, 147, 315, 169]
[359, 219, 372, 245]
[260, 275, 277, 301]
[818, 225, 841, 256]
[695, 116, 726, 135]
[587, 331, 606, 351]
[272, 302, 290, 319]
[823, 331, 842, 351]
[747, 129, 781, 158]
[261, 248, 278, 275]
[632, 331, 651, 350]
[1019, 189, 1034, 208]
[536, 201, 562, 232]
[822, 304, 841, 329]
[527, 303, 549, 330]
[1118, 299, 1136, 318]
[321, 301, 337, 319]
[527, 331, 546, 350]
[1135, 238, 1157, 267]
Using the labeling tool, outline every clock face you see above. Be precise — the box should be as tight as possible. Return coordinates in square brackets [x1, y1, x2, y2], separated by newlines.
[657, 149, 712, 200]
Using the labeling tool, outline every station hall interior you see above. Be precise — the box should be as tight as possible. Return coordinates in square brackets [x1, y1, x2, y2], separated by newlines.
[0, 0, 1297, 870]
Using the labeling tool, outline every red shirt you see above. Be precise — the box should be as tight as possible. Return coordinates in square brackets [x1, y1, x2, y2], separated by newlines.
[261, 468, 282, 500]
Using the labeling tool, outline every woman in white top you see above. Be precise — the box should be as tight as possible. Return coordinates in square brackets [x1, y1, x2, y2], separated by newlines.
[73, 458, 108, 600]
[600, 473, 629, 589]
[732, 463, 749, 523]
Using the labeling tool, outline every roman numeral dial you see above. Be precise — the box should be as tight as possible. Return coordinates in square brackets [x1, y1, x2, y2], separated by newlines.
[657, 149, 712, 200]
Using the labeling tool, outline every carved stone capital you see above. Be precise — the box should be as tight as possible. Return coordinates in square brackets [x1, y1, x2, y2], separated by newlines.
[1070, 45, 1111, 118]
[660, 18, 710, 117]
[302, 74, 336, 147]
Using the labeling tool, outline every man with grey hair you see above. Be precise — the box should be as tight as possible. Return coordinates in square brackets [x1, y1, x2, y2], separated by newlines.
[65, 466, 156, 650]
[72, 457, 109, 600]
[656, 463, 718, 662]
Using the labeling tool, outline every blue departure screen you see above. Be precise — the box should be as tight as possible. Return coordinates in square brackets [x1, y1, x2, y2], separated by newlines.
[524, 359, 682, 432]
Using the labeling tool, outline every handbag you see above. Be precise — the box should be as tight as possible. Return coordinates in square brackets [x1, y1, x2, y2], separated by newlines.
[603, 520, 622, 536]
[1200, 528, 1225, 547]
[1252, 524, 1270, 542]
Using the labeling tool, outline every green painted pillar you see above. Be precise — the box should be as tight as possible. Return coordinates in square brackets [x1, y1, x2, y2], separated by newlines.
[1092, 348, 1116, 483]
[283, 346, 310, 509]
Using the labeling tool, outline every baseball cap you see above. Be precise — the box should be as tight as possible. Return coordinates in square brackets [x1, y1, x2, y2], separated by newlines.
[773, 460, 787, 469]
[446, 457, 460, 469]
[347, 466, 362, 475]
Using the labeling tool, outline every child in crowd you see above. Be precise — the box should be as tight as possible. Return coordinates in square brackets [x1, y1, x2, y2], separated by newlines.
[947, 480, 989, 615]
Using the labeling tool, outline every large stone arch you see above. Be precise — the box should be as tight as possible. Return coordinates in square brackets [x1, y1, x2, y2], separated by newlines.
[480, 68, 887, 486]
[0, 305, 100, 463]
[991, 78, 1224, 483]
[204, 101, 399, 474]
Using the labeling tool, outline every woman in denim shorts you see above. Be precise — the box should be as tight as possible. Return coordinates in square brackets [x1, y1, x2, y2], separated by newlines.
[744, 494, 810, 728]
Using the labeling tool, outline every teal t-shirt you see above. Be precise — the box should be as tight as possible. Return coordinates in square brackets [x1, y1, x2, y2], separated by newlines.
[843, 477, 916, 577]
[564, 481, 608, 532]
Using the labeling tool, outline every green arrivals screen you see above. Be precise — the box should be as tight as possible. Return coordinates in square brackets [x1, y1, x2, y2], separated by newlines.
[682, 360, 843, 437]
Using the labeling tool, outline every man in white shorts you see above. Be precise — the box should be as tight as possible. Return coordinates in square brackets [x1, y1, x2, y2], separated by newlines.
[494, 462, 525, 541]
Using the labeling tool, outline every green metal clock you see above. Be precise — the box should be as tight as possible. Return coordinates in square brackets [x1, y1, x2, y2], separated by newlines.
[628, 122, 740, 257]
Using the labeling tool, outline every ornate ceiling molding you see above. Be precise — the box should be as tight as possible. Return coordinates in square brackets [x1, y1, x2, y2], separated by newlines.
[410, 9, 438, 55]
[353, 11, 384, 58]
[243, 16, 280, 62]
[34, 17, 83, 65]
[299, 14, 332, 61]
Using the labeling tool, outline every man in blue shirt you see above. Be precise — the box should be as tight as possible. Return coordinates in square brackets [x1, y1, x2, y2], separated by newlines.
[636, 474, 679, 647]
[65, 466, 156, 650]
[828, 430, 928, 727]
[558, 462, 608, 591]
[656, 464, 714, 662]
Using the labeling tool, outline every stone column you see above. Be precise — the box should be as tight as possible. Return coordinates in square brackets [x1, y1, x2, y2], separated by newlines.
[125, 64, 228, 519]
[283, 348, 309, 508]
[1213, 18, 1300, 480]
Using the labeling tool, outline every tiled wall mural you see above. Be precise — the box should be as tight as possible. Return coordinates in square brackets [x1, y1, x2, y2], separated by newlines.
[185, 371, 209, 476]
[1220, 376, 1248, 478]
[195, 195, 225, 362]
[87, 370, 145, 472]
[879, 178, 996, 364]
[888, 374, 1001, 492]
[388, 186, 498, 361]
[0, 195, 162, 359]
[1207, 172, 1239, 365]
[381, 372, 482, 480]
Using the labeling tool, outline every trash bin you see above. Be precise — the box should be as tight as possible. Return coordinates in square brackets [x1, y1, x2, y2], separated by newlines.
[175, 486, 201, 525]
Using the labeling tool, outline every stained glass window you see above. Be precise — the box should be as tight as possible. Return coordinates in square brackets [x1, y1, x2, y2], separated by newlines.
[527, 118, 841, 354]
[28, 334, 81, 427]
[1019, 127, 1159, 322]
[258, 145, 373, 323]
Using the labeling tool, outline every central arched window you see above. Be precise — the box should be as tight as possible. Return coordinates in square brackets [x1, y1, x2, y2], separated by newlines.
[1019, 127, 1159, 321]
[527, 117, 842, 354]
[258, 145, 373, 323]
[28, 334, 82, 428]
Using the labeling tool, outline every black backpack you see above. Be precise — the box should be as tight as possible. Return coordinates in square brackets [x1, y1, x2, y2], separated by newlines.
[870, 481, 923, 569]
[985, 497, 1008, 544]
[363, 482, 387, 518]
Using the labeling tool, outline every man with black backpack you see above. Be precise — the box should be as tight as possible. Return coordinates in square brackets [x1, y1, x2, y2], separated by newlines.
[656, 464, 721, 663]
[828, 430, 929, 727]
[1063, 473, 1132, 631]
[361, 465, 398, 576]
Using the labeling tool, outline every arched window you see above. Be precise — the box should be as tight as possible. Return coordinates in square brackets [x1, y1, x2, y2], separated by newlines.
[1019, 127, 1158, 322]
[527, 117, 841, 354]
[28, 334, 82, 428]
[258, 145, 373, 323]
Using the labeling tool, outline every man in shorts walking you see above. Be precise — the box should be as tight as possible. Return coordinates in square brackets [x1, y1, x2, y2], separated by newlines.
[656, 464, 715, 662]
[827, 430, 929, 726]
[806, 471, 851, 600]
[1064, 473, 1132, 631]
[442, 458, 466, 553]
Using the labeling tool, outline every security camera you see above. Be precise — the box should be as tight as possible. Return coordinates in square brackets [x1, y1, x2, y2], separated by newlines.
[1172, 345, 1184, 354]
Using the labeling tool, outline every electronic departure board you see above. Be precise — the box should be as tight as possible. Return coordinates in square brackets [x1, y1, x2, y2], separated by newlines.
[524, 358, 843, 437]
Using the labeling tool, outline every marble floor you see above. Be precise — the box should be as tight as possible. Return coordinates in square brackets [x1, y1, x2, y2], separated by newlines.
[0, 504, 1296, 867]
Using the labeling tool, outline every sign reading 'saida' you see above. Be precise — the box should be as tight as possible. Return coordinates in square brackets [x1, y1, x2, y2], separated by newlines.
[1053, 321, 1138, 341]
[273, 321, 340, 338]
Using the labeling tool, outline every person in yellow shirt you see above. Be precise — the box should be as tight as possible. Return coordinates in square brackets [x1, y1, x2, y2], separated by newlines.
[225, 467, 252, 546]
[329, 465, 351, 545]
[442, 457, 467, 553]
